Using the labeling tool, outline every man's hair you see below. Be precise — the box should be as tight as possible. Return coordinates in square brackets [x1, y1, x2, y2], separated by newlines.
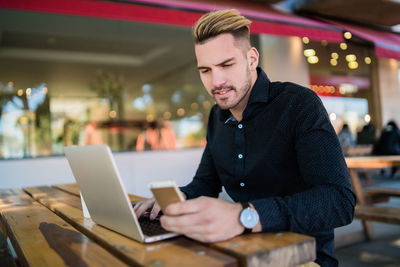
[193, 9, 251, 45]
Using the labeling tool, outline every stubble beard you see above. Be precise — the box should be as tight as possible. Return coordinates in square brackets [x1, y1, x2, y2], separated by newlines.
[213, 68, 253, 111]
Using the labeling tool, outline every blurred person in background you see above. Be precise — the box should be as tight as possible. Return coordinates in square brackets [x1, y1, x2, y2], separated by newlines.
[159, 119, 177, 150]
[373, 120, 400, 177]
[338, 123, 356, 149]
[357, 123, 376, 146]
[84, 121, 103, 145]
[136, 121, 160, 151]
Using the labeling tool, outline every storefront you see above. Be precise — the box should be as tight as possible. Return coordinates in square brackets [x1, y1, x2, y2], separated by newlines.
[0, 0, 399, 159]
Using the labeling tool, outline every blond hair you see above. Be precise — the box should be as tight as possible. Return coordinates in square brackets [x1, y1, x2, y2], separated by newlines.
[193, 9, 251, 45]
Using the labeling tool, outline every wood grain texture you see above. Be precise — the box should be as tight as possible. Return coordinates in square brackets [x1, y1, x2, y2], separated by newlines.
[365, 188, 400, 198]
[1, 189, 127, 267]
[348, 169, 375, 240]
[211, 232, 316, 267]
[344, 145, 373, 157]
[346, 159, 400, 240]
[24, 186, 237, 267]
[53, 184, 81, 197]
[0, 189, 35, 211]
[345, 155, 400, 169]
[0, 208, 18, 267]
[355, 205, 400, 224]
[53, 183, 147, 202]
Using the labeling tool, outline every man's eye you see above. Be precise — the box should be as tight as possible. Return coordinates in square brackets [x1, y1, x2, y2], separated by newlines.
[223, 64, 233, 67]
[200, 69, 209, 74]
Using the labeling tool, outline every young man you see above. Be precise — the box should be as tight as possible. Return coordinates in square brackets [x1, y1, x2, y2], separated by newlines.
[135, 9, 355, 266]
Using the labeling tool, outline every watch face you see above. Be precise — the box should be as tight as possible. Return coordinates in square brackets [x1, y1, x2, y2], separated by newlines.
[240, 208, 259, 229]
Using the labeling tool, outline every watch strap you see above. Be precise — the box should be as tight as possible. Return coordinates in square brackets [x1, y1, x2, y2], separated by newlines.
[240, 202, 253, 234]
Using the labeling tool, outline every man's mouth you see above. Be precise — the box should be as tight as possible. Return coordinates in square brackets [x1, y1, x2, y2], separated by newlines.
[212, 87, 234, 97]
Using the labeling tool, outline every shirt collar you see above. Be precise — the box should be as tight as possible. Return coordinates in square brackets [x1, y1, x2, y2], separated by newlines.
[248, 67, 270, 105]
[218, 67, 271, 122]
[224, 115, 237, 124]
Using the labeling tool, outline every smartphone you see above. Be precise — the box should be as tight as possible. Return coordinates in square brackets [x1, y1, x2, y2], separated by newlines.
[148, 180, 185, 213]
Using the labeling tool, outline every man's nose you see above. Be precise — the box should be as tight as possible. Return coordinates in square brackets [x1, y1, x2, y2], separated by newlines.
[212, 70, 226, 88]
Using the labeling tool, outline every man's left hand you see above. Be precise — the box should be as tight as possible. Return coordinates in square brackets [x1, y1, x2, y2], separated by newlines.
[160, 196, 246, 243]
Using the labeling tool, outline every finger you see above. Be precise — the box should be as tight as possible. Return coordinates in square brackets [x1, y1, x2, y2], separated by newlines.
[165, 197, 206, 215]
[150, 202, 161, 220]
[133, 202, 141, 211]
[160, 212, 209, 234]
[135, 199, 155, 218]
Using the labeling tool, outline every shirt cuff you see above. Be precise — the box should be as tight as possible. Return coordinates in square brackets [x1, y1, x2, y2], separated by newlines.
[251, 197, 288, 232]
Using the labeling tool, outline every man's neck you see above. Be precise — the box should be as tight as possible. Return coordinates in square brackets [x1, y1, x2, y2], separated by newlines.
[230, 107, 244, 122]
[229, 69, 258, 122]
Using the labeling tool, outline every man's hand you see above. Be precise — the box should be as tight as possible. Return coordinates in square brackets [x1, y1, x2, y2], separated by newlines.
[133, 198, 161, 220]
[160, 196, 248, 243]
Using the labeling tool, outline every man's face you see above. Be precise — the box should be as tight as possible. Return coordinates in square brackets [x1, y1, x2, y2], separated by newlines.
[195, 33, 258, 112]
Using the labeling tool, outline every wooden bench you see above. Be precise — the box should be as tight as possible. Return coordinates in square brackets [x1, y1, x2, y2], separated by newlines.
[1, 185, 317, 267]
[344, 145, 373, 157]
[345, 156, 400, 240]
[0, 188, 127, 266]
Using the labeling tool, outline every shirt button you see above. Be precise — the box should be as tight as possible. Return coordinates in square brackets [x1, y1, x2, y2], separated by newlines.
[238, 124, 243, 129]
[240, 182, 245, 187]
[238, 154, 243, 159]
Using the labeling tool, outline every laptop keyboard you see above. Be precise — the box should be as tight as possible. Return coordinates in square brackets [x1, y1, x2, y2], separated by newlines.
[138, 212, 170, 236]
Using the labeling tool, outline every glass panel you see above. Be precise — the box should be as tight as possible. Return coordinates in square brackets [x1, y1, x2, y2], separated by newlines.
[0, 8, 260, 159]
[305, 39, 374, 137]
[0, 9, 210, 159]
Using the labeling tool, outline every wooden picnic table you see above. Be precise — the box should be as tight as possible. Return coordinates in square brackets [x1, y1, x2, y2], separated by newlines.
[0, 184, 317, 267]
[345, 155, 400, 240]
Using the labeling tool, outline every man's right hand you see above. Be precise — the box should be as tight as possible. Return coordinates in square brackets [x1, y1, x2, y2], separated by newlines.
[133, 198, 161, 220]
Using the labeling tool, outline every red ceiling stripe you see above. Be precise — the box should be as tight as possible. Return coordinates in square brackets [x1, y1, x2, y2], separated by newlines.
[317, 18, 400, 61]
[376, 47, 400, 61]
[0, 0, 202, 27]
[251, 20, 343, 42]
[0, 0, 343, 41]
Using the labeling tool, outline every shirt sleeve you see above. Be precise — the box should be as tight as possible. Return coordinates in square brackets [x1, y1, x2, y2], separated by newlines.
[251, 91, 356, 234]
[180, 108, 222, 199]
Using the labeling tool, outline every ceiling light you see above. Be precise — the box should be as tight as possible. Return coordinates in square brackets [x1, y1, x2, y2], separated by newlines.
[340, 43, 348, 50]
[302, 37, 309, 44]
[348, 61, 359, 69]
[330, 59, 338, 66]
[177, 108, 185, 116]
[191, 102, 199, 109]
[146, 114, 154, 122]
[364, 57, 372, 64]
[203, 101, 211, 109]
[331, 52, 339, 59]
[109, 110, 117, 118]
[345, 54, 357, 62]
[364, 114, 371, 123]
[307, 56, 319, 64]
[163, 111, 171, 120]
[344, 32, 352, 39]
[304, 49, 316, 57]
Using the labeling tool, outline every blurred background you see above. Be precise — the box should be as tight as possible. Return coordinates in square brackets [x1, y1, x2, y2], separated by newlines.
[0, 0, 399, 160]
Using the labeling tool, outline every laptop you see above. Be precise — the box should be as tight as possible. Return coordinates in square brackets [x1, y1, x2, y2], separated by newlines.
[64, 144, 180, 243]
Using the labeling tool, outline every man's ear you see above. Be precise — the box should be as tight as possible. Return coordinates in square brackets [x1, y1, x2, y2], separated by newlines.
[247, 47, 259, 70]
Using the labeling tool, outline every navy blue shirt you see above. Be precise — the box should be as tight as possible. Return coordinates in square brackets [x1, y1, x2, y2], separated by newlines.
[180, 68, 355, 266]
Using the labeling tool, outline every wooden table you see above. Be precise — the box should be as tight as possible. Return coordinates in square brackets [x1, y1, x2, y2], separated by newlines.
[345, 155, 400, 240]
[0, 184, 317, 267]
